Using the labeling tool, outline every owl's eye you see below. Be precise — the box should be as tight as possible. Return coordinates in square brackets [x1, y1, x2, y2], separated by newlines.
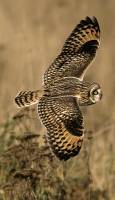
[93, 90, 99, 95]
[89, 86, 102, 104]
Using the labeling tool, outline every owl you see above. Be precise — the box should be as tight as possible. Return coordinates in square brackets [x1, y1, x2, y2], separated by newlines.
[15, 16, 102, 160]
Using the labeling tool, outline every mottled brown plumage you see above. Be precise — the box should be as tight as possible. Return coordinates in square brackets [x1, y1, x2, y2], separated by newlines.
[38, 96, 84, 160]
[15, 16, 102, 160]
[15, 89, 43, 107]
[44, 16, 100, 87]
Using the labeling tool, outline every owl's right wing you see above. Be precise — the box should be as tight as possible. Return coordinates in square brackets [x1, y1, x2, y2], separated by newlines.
[44, 16, 100, 87]
[38, 96, 84, 160]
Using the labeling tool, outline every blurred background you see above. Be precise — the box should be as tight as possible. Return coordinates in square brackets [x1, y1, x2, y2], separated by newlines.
[0, 0, 115, 199]
[0, 0, 115, 121]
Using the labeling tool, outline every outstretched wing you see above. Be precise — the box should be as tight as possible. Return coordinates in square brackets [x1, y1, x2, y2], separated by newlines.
[38, 96, 84, 160]
[44, 16, 100, 87]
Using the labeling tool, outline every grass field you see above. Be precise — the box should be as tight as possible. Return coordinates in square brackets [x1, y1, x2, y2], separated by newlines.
[0, 0, 115, 199]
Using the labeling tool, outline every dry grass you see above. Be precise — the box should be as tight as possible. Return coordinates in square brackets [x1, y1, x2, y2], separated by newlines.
[0, 0, 115, 199]
[0, 108, 114, 200]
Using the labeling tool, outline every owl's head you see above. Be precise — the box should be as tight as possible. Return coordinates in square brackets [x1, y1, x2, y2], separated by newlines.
[78, 82, 102, 106]
[89, 83, 102, 104]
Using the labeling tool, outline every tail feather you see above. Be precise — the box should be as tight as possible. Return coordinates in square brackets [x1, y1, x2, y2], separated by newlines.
[15, 89, 43, 108]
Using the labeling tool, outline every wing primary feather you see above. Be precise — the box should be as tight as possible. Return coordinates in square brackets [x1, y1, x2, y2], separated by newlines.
[62, 16, 100, 54]
[44, 16, 100, 86]
[38, 96, 84, 160]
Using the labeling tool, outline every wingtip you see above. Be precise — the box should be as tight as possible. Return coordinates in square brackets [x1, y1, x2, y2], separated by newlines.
[79, 16, 100, 33]
[92, 16, 100, 33]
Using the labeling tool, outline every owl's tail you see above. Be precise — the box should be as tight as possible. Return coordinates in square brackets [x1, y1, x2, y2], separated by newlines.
[15, 89, 43, 108]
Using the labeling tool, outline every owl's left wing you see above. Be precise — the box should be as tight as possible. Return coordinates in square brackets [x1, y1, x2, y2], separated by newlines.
[38, 96, 84, 160]
[44, 16, 100, 87]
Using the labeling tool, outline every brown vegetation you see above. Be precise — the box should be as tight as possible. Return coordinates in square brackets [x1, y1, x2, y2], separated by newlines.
[0, 108, 114, 200]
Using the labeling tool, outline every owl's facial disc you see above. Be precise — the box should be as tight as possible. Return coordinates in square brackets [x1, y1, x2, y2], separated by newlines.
[89, 84, 102, 103]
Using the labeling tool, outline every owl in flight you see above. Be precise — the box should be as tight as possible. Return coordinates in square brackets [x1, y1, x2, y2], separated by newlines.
[15, 17, 102, 160]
